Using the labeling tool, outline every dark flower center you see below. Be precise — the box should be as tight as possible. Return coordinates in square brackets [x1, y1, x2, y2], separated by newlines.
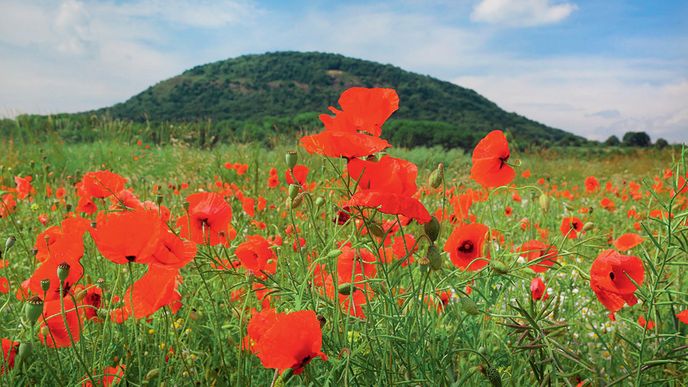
[458, 240, 474, 254]
[609, 271, 615, 281]
[125, 255, 136, 262]
[498, 153, 510, 169]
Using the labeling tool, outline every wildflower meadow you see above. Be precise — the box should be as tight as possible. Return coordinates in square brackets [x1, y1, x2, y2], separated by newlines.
[1, 87, 687, 386]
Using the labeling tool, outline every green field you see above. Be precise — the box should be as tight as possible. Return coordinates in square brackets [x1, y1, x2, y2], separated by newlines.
[1, 135, 687, 386]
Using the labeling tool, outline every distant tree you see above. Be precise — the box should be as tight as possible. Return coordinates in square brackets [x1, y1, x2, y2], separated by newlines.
[655, 138, 669, 148]
[604, 135, 621, 146]
[622, 131, 651, 147]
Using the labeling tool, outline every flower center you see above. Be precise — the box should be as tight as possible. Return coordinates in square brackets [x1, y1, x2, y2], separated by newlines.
[458, 240, 474, 254]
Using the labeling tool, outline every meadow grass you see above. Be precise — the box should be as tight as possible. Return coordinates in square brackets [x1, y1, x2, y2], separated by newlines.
[1, 138, 687, 386]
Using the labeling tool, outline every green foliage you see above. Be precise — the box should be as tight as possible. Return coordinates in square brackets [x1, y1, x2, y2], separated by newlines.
[622, 131, 652, 147]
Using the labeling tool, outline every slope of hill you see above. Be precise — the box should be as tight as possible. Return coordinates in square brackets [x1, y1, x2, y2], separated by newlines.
[96, 51, 586, 148]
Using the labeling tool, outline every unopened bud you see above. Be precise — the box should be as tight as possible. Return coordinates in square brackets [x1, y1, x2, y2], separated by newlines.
[491, 261, 509, 275]
[285, 151, 298, 170]
[57, 262, 70, 282]
[5, 236, 16, 251]
[424, 216, 440, 242]
[144, 368, 160, 382]
[427, 244, 443, 271]
[25, 297, 44, 324]
[337, 283, 356, 296]
[189, 309, 201, 321]
[16, 342, 33, 367]
[156, 194, 164, 205]
[460, 297, 480, 315]
[288, 184, 300, 200]
[314, 197, 325, 208]
[582, 222, 595, 232]
[289, 193, 304, 209]
[367, 223, 385, 238]
[75, 288, 88, 302]
[538, 193, 550, 212]
[326, 249, 342, 259]
[429, 163, 444, 188]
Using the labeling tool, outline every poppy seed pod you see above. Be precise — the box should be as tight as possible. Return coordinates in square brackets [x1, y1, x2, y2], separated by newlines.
[57, 262, 71, 282]
[424, 216, 440, 242]
[314, 197, 325, 208]
[288, 184, 300, 200]
[5, 236, 16, 251]
[427, 244, 443, 271]
[25, 296, 44, 324]
[429, 163, 444, 188]
[539, 193, 550, 212]
[40, 279, 50, 292]
[285, 151, 298, 170]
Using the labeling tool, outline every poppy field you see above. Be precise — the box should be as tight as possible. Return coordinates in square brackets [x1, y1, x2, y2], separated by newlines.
[1, 88, 688, 386]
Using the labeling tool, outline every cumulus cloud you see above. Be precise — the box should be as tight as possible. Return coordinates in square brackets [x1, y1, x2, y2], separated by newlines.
[471, 0, 577, 27]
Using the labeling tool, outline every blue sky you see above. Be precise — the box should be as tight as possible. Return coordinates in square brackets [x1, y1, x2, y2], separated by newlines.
[1, 0, 686, 142]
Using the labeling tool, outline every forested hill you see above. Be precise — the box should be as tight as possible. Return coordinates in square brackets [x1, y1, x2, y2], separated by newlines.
[95, 51, 587, 148]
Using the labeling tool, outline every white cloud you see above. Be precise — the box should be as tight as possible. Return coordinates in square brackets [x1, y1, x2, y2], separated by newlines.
[471, 0, 577, 27]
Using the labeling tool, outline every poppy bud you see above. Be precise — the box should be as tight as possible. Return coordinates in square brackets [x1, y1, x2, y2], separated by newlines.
[460, 297, 480, 315]
[285, 151, 298, 170]
[65, 203, 72, 212]
[315, 197, 325, 208]
[480, 364, 502, 387]
[57, 262, 70, 282]
[326, 249, 342, 259]
[25, 297, 44, 324]
[424, 216, 440, 242]
[16, 342, 33, 368]
[40, 279, 50, 293]
[97, 309, 110, 320]
[289, 193, 304, 209]
[75, 288, 88, 302]
[5, 236, 16, 251]
[156, 194, 164, 205]
[429, 163, 444, 188]
[582, 222, 595, 232]
[288, 184, 300, 200]
[538, 193, 550, 212]
[337, 283, 356, 296]
[317, 314, 326, 328]
[40, 325, 50, 337]
[491, 261, 509, 275]
[563, 202, 574, 211]
[367, 223, 385, 238]
[144, 368, 160, 382]
[427, 244, 442, 271]
[189, 308, 201, 321]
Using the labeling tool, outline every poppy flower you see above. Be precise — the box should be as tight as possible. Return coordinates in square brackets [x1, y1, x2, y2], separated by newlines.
[518, 240, 558, 273]
[29, 258, 83, 301]
[246, 307, 279, 351]
[81, 171, 127, 199]
[285, 165, 309, 186]
[470, 130, 515, 188]
[560, 216, 583, 239]
[177, 192, 234, 246]
[78, 285, 103, 321]
[590, 249, 644, 315]
[1, 338, 19, 374]
[613, 233, 644, 251]
[677, 310, 688, 324]
[82, 364, 126, 387]
[300, 87, 398, 158]
[584, 176, 600, 193]
[38, 297, 81, 348]
[34, 216, 91, 264]
[91, 209, 164, 265]
[251, 310, 327, 375]
[0, 277, 8, 294]
[347, 156, 431, 224]
[235, 235, 277, 279]
[14, 175, 35, 199]
[444, 223, 490, 271]
[151, 231, 197, 269]
[530, 277, 547, 301]
[638, 315, 655, 330]
[122, 265, 182, 319]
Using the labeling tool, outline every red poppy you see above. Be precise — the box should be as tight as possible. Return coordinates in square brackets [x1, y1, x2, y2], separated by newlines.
[300, 87, 398, 158]
[584, 176, 599, 193]
[518, 240, 558, 273]
[677, 310, 688, 324]
[91, 209, 164, 265]
[251, 310, 327, 374]
[38, 297, 81, 348]
[82, 364, 126, 387]
[1, 338, 19, 374]
[637, 315, 655, 330]
[444, 223, 490, 271]
[347, 156, 431, 223]
[590, 249, 644, 315]
[235, 235, 277, 279]
[151, 231, 197, 269]
[560, 216, 583, 239]
[530, 277, 547, 300]
[285, 165, 309, 186]
[14, 175, 35, 199]
[122, 265, 182, 319]
[81, 171, 127, 199]
[0, 277, 8, 294]
[29, 258, 83, 301]
[613, 233, 644, 251]
[470, 130, 515, 188]
[177, 192, 234, 246]
[246, 307, 279, 351]
[34, 216, 91, 264]
[75, 284, 103, 321]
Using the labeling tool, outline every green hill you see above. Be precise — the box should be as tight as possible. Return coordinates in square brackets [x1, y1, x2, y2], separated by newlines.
[94, 51, 586, 148]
